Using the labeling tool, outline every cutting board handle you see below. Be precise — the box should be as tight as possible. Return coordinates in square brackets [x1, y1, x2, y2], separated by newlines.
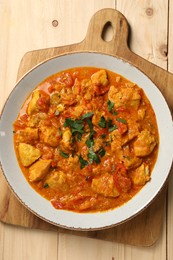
[82, 8, 129, 54]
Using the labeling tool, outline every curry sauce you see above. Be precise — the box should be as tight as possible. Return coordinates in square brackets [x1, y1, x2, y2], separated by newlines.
[13, 67, 159, 212]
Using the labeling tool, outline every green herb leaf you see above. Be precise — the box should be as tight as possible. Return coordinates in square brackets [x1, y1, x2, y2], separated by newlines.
[79, 155, 88, 169]
[104, 135, 112, 146]
[86, 118, 94, 133]
[107, 99, 114, 112]
[58, 127, 62, 137]
[87, 147, 100, 164]
[85, 138, 94, 148]
[108, 125, 118, 132]
[116, 118, 127, 124]
[64, 118, 84, 139]
[98, 147, 106, 157]
[98, 116, 107, 128]
[85, 117, 95, 148]
[86, 118, 96, 142]
[77, 132, 83, 141]
[104, 141, 111, 146]
[44, 183, 49, 188]
[81, 112, 94, 120]
[101, 134, 106, 139]
[108, 119, 118, 132]
[113, 110, 118, 116]
[59, 149, 69, 158]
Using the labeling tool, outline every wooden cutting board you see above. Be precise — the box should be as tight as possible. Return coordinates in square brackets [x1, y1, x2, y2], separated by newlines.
[0, 8, 172, 246]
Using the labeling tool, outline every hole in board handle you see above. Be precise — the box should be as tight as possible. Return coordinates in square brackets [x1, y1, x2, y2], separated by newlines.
[101, 21, 114, 42]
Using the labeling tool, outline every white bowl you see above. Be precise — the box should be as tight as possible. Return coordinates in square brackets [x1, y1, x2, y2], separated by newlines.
[0, 52, 173, 230]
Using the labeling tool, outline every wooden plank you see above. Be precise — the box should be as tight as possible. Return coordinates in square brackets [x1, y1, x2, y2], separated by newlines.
[167, 0, 173, 259]
[116, 0, 168, 69]
[1, 225, 58, 260]
[0, 6, 169, 246]
[0, 1, 172, 260]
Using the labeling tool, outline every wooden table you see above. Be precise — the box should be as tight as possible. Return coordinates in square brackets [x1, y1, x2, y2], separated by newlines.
[0, 1, 173, 259]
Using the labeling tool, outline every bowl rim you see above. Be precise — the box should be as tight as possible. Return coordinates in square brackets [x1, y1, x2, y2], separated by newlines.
[0, 51, 173, 230]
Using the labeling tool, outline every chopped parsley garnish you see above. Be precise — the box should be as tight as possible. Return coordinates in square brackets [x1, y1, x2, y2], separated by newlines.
[113, 110, 118, 116]
[86, 118, 95, 136]
[85, 117, 95, 147]
[79, 155, 89, 169]
[98, 147, 106, 157]
[81, 112, 94, 120]
[87, 147, 100, 164]
[107, 119, 118, 132]
[116, 117, 127, 124]
[98, 116, 107, 128]
[44, 183, 49, 188]
[107, 99, 114, 112]
[104, 141, 111, 146]
[63, 118, 84, 140]
[86, 138, 94, 148]
[64, 113, 94, 141]
[104, 134, 113, 146]
[59, 149, 69, 158]
[108, 125, 118, 132]
[62, 112, 109, 168]
[58, 127, 62, 137]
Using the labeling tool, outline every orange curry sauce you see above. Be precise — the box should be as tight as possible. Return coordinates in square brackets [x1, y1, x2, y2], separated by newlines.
[13, 67, 159, 212]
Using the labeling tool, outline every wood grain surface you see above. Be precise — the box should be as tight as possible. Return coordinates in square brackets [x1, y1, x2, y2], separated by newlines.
[0, 7, 171, 246]
[0, 1, 173, 260]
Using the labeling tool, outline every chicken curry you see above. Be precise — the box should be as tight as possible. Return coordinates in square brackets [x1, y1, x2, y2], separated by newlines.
[13, 67, 159, 212]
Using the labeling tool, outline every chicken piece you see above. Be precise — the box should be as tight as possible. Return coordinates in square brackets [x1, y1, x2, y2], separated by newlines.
[122, 118, 139, 145]
[116, 121, 128, 135]
[18, 143, 41, 167]
[91, 70, 108, 87]
[79, 79, 95, 100]
[39, 125, 60, 147]
[27, 90, 40, 115]
[121, 145, 142, 170]
[66, 155, 79, 170]
[72, 78, 81, 95]
[110, 130, 124, 162]
[123, 155, 142, 170]
[45, 171, 69, 191]
[27, 90, 50, 115]
[60, 128, 72, 151]
[16, 127, 38, 143]
[134, 129, 157, 157]
[91, 173, 120, 197]
[29, 159, 52, 182]
[131, 163, 150, 186]
[108, 85, 141, 109]
[138, 108, 146, 120]
[57, 155, 79, 172]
